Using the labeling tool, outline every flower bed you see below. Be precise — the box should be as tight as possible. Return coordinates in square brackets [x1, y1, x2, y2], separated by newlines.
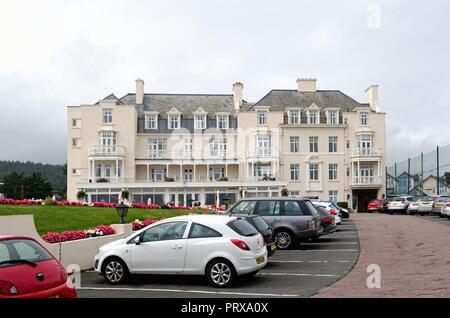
[91, 202, 118, 208]
[131, 203, 161, 209]
[42, 225, 116, 243]
[132, 219, 159, 231]
[0, 198, 41, 205]
[53, 200, 85, 206]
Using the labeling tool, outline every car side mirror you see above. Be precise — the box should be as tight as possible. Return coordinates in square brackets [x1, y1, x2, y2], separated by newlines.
[134, 236, 141, 245]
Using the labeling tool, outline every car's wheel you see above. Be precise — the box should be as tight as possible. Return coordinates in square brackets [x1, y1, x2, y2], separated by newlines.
[419, 212, 425, 216]
[388, 210, 394, 215]
[102, 257, 129, 285]
[274, 230, 295, 250]
[206, 259, 236, 288]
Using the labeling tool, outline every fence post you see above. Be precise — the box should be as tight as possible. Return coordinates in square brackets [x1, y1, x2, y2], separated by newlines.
[437, 146, 440, 195]
[421, 152, 424, 193]
[394, 163, 398, 195]
[407, 158, 411, 194]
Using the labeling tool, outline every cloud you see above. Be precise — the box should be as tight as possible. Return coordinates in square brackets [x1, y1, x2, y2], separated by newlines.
[0, 0, 450, 168]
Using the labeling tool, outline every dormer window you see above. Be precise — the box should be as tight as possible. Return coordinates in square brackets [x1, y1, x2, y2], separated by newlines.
[327, 111, 338, 125]
[145, 113, 158, 129]
[168, 114, 181, 129]
[257, 111, 267, 125]
[194, 114, 206, 129]
[216, 114, 229, 129]
[288, 109, 300, 124]
[360, 112, 369, 126]
[307, 110, 318, 124]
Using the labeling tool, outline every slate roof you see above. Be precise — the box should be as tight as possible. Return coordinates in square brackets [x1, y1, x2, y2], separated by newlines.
[246, 90, 368, 112]
[118, 93, 239, 118]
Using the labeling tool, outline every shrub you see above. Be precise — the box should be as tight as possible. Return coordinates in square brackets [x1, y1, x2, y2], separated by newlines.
[281, 187, 289, 197]
[76, 190, 86, 201]
[121, 188, 130, 200]
[337, 202, 349, 209]
[43, 197, 54, 205]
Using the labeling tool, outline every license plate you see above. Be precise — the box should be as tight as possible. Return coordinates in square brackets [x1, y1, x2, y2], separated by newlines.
[256, 256, 265, 264]
[271, 244, 277, 251]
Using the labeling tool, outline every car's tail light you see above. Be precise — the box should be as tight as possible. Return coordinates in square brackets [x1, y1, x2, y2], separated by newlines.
[0, 281, 18, 295]
[329, 208, 337, 215]
[231, 239, 250, 251]
[446, 203, 450, 207]
[323, 217, 333, 223]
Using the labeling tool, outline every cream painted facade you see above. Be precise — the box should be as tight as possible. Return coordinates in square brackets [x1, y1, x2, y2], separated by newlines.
[67, 78, 386, 210]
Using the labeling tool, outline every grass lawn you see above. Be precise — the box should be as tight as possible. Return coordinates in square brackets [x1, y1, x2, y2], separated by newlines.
[0, 205, 207, 235]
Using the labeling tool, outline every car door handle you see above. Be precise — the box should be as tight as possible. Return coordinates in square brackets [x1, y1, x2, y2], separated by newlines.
[172, 245, 183, 250]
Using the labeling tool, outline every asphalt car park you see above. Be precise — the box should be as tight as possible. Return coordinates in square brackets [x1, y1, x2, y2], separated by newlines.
[76, 219, 359, 298]
[413, 213, 450, 227]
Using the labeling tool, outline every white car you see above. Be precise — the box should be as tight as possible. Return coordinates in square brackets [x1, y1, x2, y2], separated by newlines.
[311, 201, 342, 224]
[94, 214, 267, 288]
[441, 201, 450, 219]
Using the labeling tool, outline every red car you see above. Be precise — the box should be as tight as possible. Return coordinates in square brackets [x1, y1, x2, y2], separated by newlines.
[367, 199, 383, 212]
[0, 235, 77, 298]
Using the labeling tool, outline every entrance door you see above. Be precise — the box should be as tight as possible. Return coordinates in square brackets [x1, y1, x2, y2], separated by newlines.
[353, 190, 378, 212]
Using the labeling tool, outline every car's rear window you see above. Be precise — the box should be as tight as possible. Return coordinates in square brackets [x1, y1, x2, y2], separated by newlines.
[300, 200, 320, 216]
[0, 239, 53, 268]
[316, 206, 331, 217]
[250, 216, 270, 232]
[227, 219, 258, 237]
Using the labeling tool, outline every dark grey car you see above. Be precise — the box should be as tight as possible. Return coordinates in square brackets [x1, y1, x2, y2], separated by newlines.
[227, 197, 323, 250]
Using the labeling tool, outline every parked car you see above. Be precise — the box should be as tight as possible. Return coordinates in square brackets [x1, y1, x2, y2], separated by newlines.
[432, 196, 450, 216]
[311, 201, 342, 224]
[381, 197, 396, 213]
[387, 196, 414, 214]
[440, 200, 450, 219]
[367, 199, 383, 213]
[0, 235, 77, 298]
[407, 197, 422, 215]
[228, 197, 323, 250]
[314, 206, 337, 236]
[94, 215, 267, 288]
[417, 196, 436, 216]
[233, 214, 276, 256]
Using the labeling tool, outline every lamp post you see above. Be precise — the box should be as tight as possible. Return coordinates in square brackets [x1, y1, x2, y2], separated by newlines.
[116, 203, 129, 224]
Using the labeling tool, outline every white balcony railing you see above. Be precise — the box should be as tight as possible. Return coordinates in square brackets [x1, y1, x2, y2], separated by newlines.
[351, 148, 383, 158]
[88, 145, 125, 157]
[246, 150, 279, 160]
[145, 150, 239, 161]
[352, 176, 383, 186]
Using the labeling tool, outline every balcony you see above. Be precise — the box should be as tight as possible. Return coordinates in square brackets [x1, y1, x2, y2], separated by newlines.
[88, 145, 125, 157]
[351, 176, 383, 188]
[142, 150, 240, 162]
[246, 150, 279, 162]
[351, 148, 383, 159]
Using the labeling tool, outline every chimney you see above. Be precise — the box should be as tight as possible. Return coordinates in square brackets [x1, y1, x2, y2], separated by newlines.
[365, 85, 379, 112]
[296, 78, 317, 93]
[136, 79, 145, 104]
[233, 82, 244, 111]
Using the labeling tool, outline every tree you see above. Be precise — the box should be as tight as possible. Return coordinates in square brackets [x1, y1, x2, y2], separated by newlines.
[3, 172, 25, 199]
[443, 172, 450, 186]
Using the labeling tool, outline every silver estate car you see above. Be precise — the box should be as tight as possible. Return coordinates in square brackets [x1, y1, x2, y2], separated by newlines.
[228, 197, 323, 250]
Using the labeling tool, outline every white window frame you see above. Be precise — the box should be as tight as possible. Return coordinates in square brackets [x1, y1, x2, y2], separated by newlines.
[360, 112, 369, 126]
[329, 164, 338, 181]
[194, 114, 207, 130]
[168, 114, 181, 130]
[309, 163, 319, 181]
[253, 163, 272, 178]
[103, 109, 113, 124]
[307, 110, 318, 124]
[209, 137, 227, 157]
[329, 190, 338, 202]
[216, 114, 229, 129]
[184, 138, 193, 157]
[152, 168, 167, 182]
[309, 136, 318, 153]
[290, 136, 299, 153]
[72, 118, 81, 128]
[327, 111, 338, 125]
[144, 114, 158, 130]
[288, 109, 300, 124]
[254, 133, 271, 156]
[72, 138, 81, 148]
[329, 136, 338, 153]
[148, 138, 167, 158]
[209, 167, 225, 181]
[257, 111, 267, 125]
[290, 164, 300, 181]
[71, 168, 81, 176]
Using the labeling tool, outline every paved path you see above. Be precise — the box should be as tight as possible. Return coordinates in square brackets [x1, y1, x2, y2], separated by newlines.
[314, 213, 450, 297]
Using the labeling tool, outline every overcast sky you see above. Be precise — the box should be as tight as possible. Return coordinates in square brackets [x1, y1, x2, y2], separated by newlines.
[0, 0, 449, 166]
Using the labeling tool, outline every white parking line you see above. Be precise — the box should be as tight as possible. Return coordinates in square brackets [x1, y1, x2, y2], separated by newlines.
[77, 286, 299, 297]
[259, 272, 340, 278]
[269, 260, 353, 264]
[301, 249, 359, 252]
[303, 242, 358, 245]
[327, 236, 358, 238]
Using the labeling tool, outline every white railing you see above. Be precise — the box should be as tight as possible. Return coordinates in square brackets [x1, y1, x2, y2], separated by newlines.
[77, 178, 282, 185]
[352, 176, 383, 186]
[146, 150, 239, 161]
[351, 148, 383, 158]
[246, 150, 279, 159]
[88, 145, 125, 157]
